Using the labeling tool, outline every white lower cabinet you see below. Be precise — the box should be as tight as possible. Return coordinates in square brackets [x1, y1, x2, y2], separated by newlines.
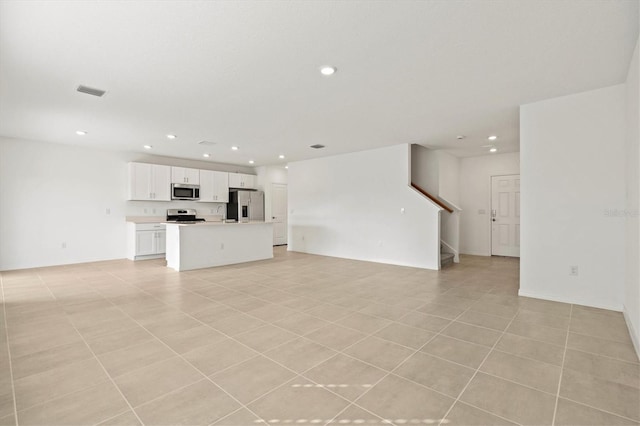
[127, 223, 166, 260]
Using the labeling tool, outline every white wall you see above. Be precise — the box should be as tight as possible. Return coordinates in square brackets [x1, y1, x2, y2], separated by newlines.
[520, 85, 626, 311]
[437, 151, 460, 206]
[256, 165, 288, 224]
[459, 152, 520, 256]
[411, 145, 439, 196]
[0, 137, 254, 270]
[289, 144, 441, 270]
[624, 32, 640, 354]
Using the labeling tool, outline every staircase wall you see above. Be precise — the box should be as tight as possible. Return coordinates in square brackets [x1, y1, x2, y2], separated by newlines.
[411, 144, 461, 260]
[411, 144, 440, 196]
[289, 144, 441, 270]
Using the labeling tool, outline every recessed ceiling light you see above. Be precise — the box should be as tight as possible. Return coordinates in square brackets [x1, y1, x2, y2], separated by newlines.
[249, 160, 255, 164]
[320, 66, 337, 76]
[285, 166, 289, 169]
[203, 153, 210, 158]
[166, 134, 177, 139]
[143, 145, 152, 150]
[456, 135, 465, 140]
[279, 154, 285, 159]
[231, 146, 239, 151]
[76, 130, 87, 136]
[488, 135, 498, 140]
[489, 147, 498, 153]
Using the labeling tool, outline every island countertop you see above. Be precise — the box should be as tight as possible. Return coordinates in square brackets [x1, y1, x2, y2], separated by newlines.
[163, 221, 268, 226]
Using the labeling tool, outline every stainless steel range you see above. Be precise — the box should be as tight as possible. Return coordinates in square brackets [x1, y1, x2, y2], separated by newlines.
[166, 209, 206, 224]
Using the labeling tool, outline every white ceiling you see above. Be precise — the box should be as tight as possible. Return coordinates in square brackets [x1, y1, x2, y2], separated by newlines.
[0, 1, 637, 165]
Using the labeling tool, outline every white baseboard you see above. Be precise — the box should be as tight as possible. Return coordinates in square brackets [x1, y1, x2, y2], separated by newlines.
[622, 305, 640, 362]
[459, 249, 491, 257]
[517, 289, 623, 312]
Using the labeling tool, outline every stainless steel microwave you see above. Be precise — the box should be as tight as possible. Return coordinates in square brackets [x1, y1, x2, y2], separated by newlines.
[171, 183, 200, 200]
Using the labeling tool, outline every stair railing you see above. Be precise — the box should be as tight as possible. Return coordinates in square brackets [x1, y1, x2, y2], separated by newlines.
[410, 183, 454, 213]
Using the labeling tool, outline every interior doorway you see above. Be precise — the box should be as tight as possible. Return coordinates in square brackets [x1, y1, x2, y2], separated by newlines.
[271, 183, 288, 246]
[491, 174, 520, 257]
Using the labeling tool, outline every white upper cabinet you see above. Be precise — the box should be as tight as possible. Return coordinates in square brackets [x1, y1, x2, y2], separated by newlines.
[171, 167, 200, 185]
[228, 173, 256, 189]
[128, 163, 171, 201]
[199, 170, 229, 203]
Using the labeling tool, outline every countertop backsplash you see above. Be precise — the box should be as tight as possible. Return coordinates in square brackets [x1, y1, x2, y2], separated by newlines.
[125, 200, 227, 218]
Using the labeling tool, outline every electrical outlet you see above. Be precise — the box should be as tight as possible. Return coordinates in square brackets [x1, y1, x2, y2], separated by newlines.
[570, 265, 579, 276]
[377, 240, 382, 247]
[301, 235, 305, 241]
[61, 242, 67, 249]
[478, 209, 486, 214]
[400, 208, 405, 214]
[220, 243, 224, 250]
[143, 208, 148, 214]
[106, 208, 111, 215]
[152, 208, 156, 214]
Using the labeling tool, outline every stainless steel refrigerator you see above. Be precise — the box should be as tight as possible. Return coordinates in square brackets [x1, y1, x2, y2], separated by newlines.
[227, 190, 264, 222]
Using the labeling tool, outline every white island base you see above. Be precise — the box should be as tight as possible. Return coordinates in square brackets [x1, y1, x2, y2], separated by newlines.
[165, 222, 273, 272]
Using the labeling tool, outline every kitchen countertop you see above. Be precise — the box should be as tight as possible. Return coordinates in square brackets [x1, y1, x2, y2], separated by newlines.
[126, 214, 225, 224]
[163, 221, 269, 226]
[125, 216, 165, 224]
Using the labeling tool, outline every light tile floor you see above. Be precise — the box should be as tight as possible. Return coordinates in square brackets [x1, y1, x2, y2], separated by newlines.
[0, 248, 638, 426]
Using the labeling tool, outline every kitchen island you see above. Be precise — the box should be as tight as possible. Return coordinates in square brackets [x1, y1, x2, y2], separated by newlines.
[164, 221, 273, 271]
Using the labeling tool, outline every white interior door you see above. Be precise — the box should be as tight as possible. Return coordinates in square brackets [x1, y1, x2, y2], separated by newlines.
[271, 183, 288, 246]
[491, 174, 520, 257]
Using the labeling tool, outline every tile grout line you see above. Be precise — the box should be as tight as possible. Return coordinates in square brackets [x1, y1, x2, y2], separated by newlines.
[0, 273, 19, 426]
[437, 303, 523, 426]
[123, 269, 436, 378]
[323, 304, 481, 426]
[9, 255, 632, 425]
[560, 331, 639, 363]
[564, 347, 640, 367]
[551, 304, 573, 426]
[104, 269, 414, 424]
[114, 267, 536, 426]
[12, 283, 635, 426]
[95, 408, 140, 426]
[102, 272, 280, 426]
[554, 395, 640, 423]
[109, 270, 440, 426]
[34, 273, 146, 426]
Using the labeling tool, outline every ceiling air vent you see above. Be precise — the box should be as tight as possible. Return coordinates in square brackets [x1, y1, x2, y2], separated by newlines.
[76, 85, 106, 97]
[310, 144, 325, 149]
[198, 141, 216, 146]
